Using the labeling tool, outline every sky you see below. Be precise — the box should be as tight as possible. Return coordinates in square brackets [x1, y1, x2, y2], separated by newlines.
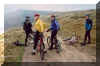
[5, 4, 96, 12]
[0, 0, 100, 33]
[3, 0, 100, 4]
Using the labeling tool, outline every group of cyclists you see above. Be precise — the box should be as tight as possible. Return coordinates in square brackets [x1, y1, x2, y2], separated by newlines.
[23, 14, 60, 55]
[23, 13, 93, 55]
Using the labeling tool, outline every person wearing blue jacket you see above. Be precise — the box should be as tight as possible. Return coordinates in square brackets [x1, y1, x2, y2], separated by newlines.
[47, 15, 60, 50]
[81, 14, 93, 46]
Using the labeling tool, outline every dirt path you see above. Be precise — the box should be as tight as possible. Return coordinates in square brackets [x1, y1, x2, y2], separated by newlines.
[22, 37, 96, 62]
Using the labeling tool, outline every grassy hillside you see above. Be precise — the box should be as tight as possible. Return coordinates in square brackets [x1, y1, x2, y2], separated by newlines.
[57, 10, 96, 43]
[4, 28, 25, 62]
[42, 10, 96, 44]
[57, 10, 96, 56]
[43, 10, 96, 56]
[4, 9, 96, 62]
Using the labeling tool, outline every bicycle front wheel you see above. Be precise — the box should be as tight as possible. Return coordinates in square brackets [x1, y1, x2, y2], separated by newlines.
[47, 36, 51, 47]
[40, 43, 45, 60]
[56, 40, 62, 53]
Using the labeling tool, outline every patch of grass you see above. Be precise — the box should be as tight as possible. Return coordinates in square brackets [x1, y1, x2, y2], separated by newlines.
[57, 10, 96, 56]
[4, 28, 25, 62]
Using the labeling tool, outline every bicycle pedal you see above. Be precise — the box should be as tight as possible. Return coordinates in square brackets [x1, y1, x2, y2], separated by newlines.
[44, 51, 47, 54]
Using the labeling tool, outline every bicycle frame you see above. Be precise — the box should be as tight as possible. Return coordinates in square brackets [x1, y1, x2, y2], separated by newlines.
[37, 37, 44, 51]
[37, 36, 45, 60]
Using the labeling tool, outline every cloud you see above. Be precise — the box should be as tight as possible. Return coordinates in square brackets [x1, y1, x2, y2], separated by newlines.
[5, 4, 96, 12]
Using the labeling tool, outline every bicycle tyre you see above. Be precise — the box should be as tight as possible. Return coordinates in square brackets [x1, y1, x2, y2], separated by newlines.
[40, 43, 45, 60]
[47, 36, 51, 47]
[56, 40, 62, 53]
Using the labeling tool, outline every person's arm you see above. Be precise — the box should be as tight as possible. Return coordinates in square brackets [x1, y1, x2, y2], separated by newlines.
[47, 24, 53, 32]
[29, 23, 32, 29]
[23, 22, 25, 31]
[29, 23, 33, 33]
[88, 19, 93, 30]
[56, 21, 60, 30]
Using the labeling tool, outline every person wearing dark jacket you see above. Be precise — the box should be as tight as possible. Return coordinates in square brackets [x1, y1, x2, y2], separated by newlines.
[81, 14, 93, 46]
[47, 15, 60, 50]
[23, 16, 32, 46]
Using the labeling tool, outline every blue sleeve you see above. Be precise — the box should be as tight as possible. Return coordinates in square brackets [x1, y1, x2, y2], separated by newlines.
[55, 21, 60, 30]
[50, 25, 53, 30]
[50, 23, 54, 30]
[88, 19, 93, 30]
[88, 24, 91, 30]
[85, 22, 89, 31]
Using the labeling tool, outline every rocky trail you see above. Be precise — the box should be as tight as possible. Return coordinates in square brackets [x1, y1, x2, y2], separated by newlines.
[22, 35, 96, 62]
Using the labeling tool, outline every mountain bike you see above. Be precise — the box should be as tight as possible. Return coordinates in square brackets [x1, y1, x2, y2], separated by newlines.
[36, 36, 45, 60]
[27, 32, 45, 60]
[27, 32, 34, 46]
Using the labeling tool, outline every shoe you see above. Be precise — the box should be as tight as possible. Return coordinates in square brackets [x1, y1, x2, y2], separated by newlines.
[44, 50, 47, 54]
[87, 42, 91, 44]
[32, 49, 36, 55]
[25, 44, 27, 47]
[48, 47, 53, 50]
[54, 46, 58, 49]
[80, 42, 86, 46]
[44, 49, 47, 53]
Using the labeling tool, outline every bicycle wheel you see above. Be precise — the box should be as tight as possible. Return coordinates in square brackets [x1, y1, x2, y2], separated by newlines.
[56, 40, 62, 53]
[40, 43, 45, 60]
[47, 36, 51, 47]
[27, 34, 34, 46]
[27, 34, 32, 46]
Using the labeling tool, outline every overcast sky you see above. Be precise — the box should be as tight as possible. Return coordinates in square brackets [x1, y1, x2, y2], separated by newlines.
[5, 4, 96, 13]
[3, 0, 100, 4]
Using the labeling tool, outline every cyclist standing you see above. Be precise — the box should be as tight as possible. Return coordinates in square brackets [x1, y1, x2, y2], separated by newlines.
[81, 14, 93, 46]
[23, 16, 32, 46]
[47, 15, 60, 50]
[32, 14, 46, 55]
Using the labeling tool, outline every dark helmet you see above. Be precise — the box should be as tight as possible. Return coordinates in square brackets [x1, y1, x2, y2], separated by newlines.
[85, 14, 89, 17]
[26, 16, 30, 18]
[51, 14, 56, 18]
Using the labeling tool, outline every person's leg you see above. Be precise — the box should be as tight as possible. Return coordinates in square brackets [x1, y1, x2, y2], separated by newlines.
[33, 31, 39, 54]
[55, 30, 58, 43]
[54, 30, 58, 48]
[84, 31, 88, 43]
[33, 31, 39, 49]
[25, 33, 29, 46]
[82, 31, 88, 46]
[49, 31, 54, 49]
[87, 30, 91, 44]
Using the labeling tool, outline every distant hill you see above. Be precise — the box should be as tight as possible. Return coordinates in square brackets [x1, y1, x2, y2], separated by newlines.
[4, 9, 54, 31]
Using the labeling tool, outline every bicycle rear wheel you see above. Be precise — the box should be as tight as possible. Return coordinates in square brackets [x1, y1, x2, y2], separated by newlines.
[56, 40, 62, 53]
[47, 36, 51, 47]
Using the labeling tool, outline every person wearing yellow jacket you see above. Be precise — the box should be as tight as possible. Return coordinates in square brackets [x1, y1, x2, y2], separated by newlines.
[32, 14, 46, 55]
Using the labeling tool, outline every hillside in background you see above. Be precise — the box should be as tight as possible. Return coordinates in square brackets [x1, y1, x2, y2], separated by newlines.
[57, 10, 96, 40]
[4, 9, 96, 62]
